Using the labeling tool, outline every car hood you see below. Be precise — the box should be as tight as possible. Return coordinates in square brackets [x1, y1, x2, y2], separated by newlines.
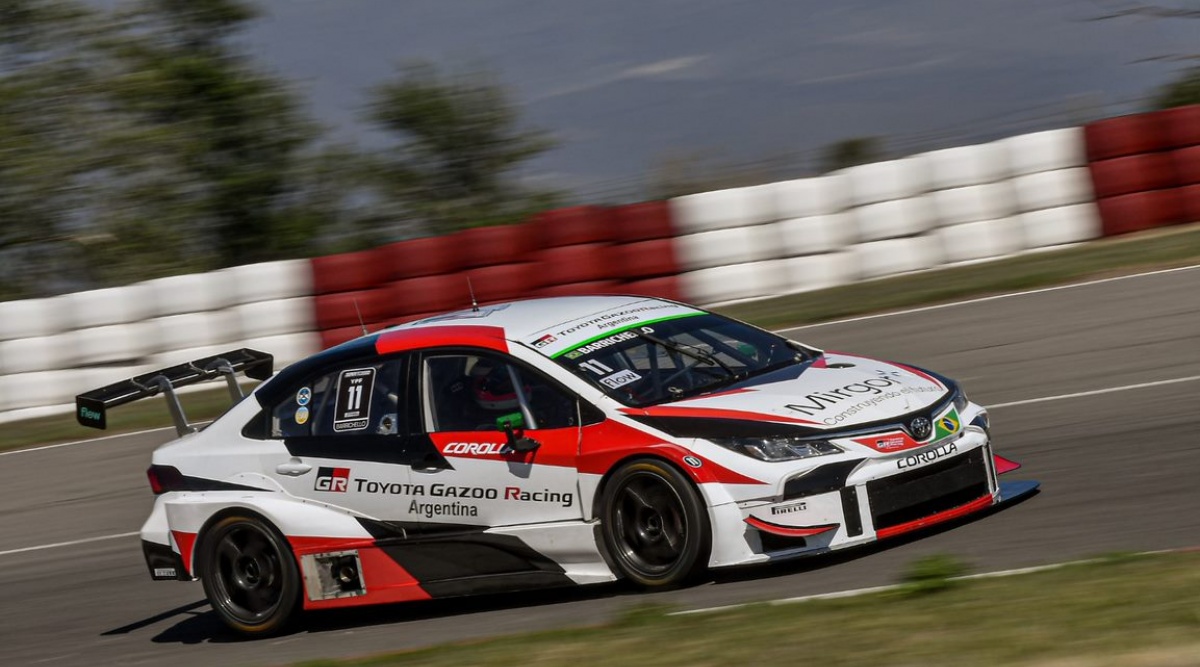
[619, 352, 950, 431]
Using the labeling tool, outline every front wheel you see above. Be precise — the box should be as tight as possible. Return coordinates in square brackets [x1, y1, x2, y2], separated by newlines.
[600, 459, 711, 588]
[199, 514, 301, 636]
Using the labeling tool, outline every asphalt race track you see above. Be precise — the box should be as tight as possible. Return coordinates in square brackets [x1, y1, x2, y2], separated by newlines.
[2, 266, 1198, 666]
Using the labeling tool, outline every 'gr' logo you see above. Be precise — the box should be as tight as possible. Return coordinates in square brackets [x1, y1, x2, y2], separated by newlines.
[314, 467, 350, 492]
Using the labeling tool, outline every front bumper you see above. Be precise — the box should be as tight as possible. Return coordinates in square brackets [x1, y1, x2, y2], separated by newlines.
[736, 426, 1000, 558]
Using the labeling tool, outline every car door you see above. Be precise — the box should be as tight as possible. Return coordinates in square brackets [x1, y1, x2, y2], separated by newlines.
[261, 355, 430, 524]
[411, 349, 587, 529]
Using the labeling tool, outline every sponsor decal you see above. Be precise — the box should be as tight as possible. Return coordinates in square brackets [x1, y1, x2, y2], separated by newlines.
[333, 368, 375, 432]
[598, 315, 640, 330]
[345, 477, 575, 508]
[566, 330, 640, 358]
[314, 466, 350, 492]
[852, 432, 922, 453]
[872, 434, 909, 451]
[531, 333, 556, 348]
[153, 567, 177, 578]
[896, 443, 958, 470]
[783, 373, 944, 426]
[683, 455, 703, 468]
[409, 501, 479, 519]
[541, 304, 698, 345]
[354, 480, 425, 495]
[296, 386, 311, 406]
[553, 304, 678, 338]
[504, 486, 575, 507]
[935, 410, 960, 440]
[784, 376, 903, 416]
[430, 483, 496, 499]
[600, 369, 642, 389]
[78, 406, 102, 423]
[444, 441, 510, 456]
[294, 406, 309, 425]
[770, 501, 807, 515]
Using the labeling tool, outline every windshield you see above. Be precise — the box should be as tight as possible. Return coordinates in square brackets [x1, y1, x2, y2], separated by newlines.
[549, 313, 807, 406]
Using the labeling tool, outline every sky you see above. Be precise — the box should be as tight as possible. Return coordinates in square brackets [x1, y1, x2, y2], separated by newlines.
[242, 0, 1198, 200]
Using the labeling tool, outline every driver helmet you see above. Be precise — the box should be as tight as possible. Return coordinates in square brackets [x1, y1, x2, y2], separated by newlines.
[469, 361, 527, 411]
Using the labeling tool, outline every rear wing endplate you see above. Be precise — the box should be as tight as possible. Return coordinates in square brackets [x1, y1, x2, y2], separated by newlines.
[75, 348, 274, 436]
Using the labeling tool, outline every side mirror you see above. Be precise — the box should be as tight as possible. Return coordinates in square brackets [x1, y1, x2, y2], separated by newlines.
[496, 412, 540, 453]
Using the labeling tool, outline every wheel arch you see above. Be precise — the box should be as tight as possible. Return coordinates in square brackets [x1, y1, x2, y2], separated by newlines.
[192, 507, 282, 578]
[161, 492, 375, 578]
[588, 449, 740, 520]
[592, 454, 684, 516]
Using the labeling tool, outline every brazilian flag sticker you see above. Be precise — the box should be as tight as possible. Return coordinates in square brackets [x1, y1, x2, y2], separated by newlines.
[934, 409, 960, 440]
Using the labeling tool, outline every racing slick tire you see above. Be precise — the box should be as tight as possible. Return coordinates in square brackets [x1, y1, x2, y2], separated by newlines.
[198, 514, 301, 637]
[600, 459, 711, 589]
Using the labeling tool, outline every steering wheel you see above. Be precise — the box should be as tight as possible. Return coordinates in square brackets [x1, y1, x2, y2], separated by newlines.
[660, 355, 727, 392]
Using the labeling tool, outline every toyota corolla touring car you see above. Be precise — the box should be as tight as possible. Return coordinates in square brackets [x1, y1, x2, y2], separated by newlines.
[76, 295, 1037, 635]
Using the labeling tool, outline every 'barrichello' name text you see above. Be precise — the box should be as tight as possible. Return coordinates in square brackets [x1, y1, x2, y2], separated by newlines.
[896, 442, 958, 470]
[568, 330, 639, 357]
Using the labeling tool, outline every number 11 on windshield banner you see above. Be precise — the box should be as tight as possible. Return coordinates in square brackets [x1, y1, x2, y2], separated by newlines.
[333, 368, 375, 432]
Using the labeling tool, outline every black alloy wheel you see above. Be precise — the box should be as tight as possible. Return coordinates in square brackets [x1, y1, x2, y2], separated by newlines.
[601, 459, 710, 588]
[200, 515, 301, 636]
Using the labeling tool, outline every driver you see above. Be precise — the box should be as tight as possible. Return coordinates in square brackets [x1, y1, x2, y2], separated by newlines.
[460, 358, 530, 430]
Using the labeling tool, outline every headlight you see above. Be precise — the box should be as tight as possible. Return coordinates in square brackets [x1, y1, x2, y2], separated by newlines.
[710, 436, 844, 462]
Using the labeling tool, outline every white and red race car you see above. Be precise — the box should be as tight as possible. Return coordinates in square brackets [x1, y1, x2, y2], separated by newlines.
[77, 295, 1037, 635]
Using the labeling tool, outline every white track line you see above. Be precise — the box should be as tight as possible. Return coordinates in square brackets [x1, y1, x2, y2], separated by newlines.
[0, 423, 214, 458]
[0, 531, 139, 558]
[786, 263, 1200, 331]
[987, 375, 1200, 409]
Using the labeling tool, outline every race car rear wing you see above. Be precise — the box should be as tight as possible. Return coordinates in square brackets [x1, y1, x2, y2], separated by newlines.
[75, 348, 274, 436]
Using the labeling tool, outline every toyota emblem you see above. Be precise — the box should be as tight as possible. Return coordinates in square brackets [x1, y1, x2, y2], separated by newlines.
[909, 417, 933, 441]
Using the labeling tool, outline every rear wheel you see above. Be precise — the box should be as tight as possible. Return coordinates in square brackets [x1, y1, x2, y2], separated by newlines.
[600, 459, 710, 588]
[199, 515, 300, 636]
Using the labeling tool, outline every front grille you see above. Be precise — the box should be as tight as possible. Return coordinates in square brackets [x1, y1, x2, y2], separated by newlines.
[867, 448, 988, 531]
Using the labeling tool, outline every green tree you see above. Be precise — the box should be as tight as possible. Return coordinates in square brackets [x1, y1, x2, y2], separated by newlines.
[819, 136, 885, 173]
[1150, 66, 1200, 109]
[366, 62, 559, 234]
[99, 0, 334, 269]
[0, 0, 108, 297]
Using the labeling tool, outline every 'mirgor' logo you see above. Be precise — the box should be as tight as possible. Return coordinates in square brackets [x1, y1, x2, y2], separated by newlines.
[314, 467, 350, 492]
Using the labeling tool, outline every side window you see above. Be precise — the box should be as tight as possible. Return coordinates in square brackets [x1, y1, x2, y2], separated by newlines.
[271, 358, 405, 438]
[423, 353, 579, 432]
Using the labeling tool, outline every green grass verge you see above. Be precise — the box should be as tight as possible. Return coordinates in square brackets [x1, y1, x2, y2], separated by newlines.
[5, 224, 1200, 453]
[295, 551, 1200, 667]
